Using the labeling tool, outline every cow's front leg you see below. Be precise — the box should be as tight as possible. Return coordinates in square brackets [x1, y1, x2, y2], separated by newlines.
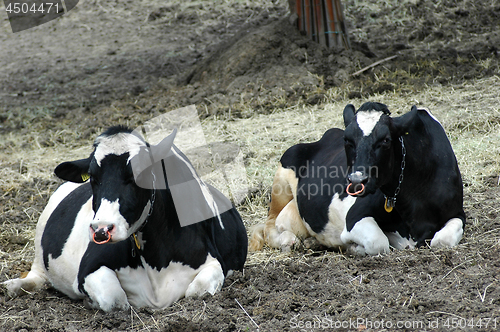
[430, 217, 464, 248]
[341, 217, 390, 255]
[185, 257, 224, 298]
[80, 266, 129, 312]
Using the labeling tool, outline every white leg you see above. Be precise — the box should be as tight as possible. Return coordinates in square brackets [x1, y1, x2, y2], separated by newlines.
[430, 218, 463, 248]
[275, 200, 309, 236]
[341, 217, 390, 255]
[185, 259, 224, 297]
[262, 199, 309, 251]
[2, 266, 47, 297]
[82, 266, 129, 312]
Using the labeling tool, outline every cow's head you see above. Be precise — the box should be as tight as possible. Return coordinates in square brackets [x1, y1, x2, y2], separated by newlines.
[54, 126, 175, 244]
[343, 102, 415, 196]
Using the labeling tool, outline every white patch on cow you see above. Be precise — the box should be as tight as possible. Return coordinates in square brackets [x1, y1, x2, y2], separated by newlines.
[49, 200, 95, 299]
[22, 182, 95, 300]
[91, 198, 128, 242]
[2, 182, 91, 298]
[171, 146, 224, 229]
[94, 132, 145, 166]
[385, 231, 417, 250]
[305, 193, 356, 248]
[430, 218, 463, 248]
[341, 217, 389, 255]
[356, 110, 383, 136]
[114, 254, 223, 309]
[83, 266, 130, 311]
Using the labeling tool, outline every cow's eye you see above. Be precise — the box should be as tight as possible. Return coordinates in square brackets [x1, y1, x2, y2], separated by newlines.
[344, 138, 355, 149]
[378, 137, 391, 149]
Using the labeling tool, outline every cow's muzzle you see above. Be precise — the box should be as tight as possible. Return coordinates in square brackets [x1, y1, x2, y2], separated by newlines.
[346, 171, 368, 196]
[90, 224, 114, 244]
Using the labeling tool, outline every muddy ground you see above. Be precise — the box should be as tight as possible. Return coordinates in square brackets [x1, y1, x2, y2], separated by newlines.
[1, 0, 500, 331]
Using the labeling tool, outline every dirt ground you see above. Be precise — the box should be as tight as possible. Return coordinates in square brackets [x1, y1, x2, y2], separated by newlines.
[1, 0, 500, 331]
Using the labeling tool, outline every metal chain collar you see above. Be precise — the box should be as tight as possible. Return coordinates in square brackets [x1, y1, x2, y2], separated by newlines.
[385, 136, 406, 210]
[131, 171, 156, 256]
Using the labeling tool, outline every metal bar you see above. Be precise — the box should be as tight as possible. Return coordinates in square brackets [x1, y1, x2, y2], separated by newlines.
[296, 0, 302, 31]
[316, 0, 326, 46]
[331, 0, 341, 47]
[324, 0, 336, 47]
[304, 0, 313, 40]
[334, 0, 350, 49]
[310, 0, 317, 42]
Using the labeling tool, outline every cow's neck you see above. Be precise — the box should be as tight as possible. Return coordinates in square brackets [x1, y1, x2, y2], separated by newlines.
[381, 134, 430, 212]
[129, 189, 156, 254]
[132, 189, 208, 270]
[131, 189, 181, 254]
[381, 136, 411, 211]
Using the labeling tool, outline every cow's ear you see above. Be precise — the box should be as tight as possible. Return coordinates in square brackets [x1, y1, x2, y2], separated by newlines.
[343, 104, 356, 127]
[54, 158, 91, 183]
[392, 105, 418, 136]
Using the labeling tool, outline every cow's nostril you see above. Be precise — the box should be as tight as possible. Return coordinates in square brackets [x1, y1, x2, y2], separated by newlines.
[94, 229, 109, 242]
[348, 171, 368, 185]
[347, 171, 368, 196]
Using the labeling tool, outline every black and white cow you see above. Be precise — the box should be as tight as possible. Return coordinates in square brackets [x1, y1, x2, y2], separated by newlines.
[3, 126, 247, 311]
[249, 102, 465, 255]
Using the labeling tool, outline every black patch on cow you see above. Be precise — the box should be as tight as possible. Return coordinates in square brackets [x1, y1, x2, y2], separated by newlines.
[42, 183, 93, 270]
[388, 108, 466, 245]
[210, 207, 247, 274]
[280, 128, 349, 234]
[136, 188, 247, 275]
[77, 239, 140, 295]
[356, 101, 391, 115]
[100, 125, 134, 137]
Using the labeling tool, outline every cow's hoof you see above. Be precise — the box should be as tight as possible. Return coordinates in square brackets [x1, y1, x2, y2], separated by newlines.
[278, 231, 298, 252]
[345, 244, 368, 256]
[1, 279, 25, 298]
[303, 237, 327, 251]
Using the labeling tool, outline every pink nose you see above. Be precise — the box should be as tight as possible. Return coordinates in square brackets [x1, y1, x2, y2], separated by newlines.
[90, 225, 114, 244]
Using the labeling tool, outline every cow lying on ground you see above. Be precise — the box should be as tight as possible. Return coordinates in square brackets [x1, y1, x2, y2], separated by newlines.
[3, 126, 247, 311]
[249, 102, 465, 255]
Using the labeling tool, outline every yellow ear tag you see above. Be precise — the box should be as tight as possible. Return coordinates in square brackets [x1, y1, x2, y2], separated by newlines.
[81, 173, 90, 182]
[133, 233, 141, 250]
[384, 197, 393, 213]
